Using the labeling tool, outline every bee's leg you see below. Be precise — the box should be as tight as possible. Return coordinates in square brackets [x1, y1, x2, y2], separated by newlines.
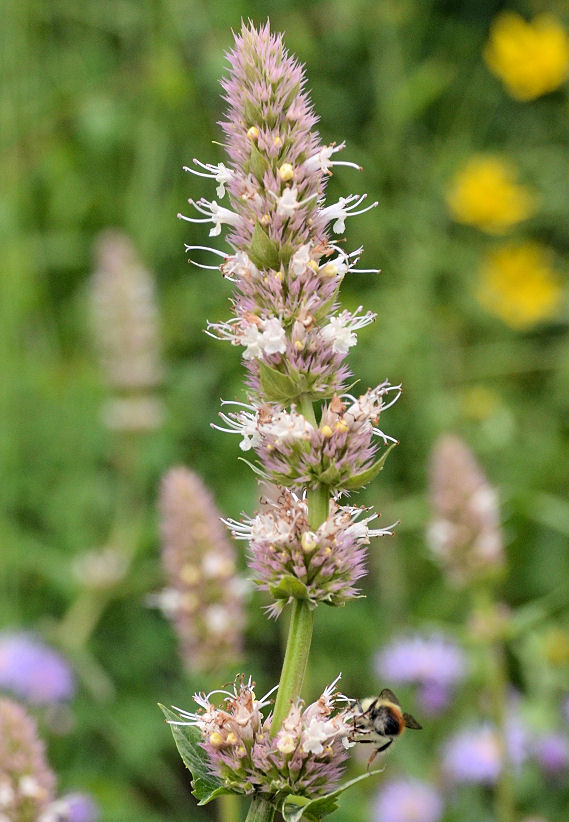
[367, 739, 392, 769]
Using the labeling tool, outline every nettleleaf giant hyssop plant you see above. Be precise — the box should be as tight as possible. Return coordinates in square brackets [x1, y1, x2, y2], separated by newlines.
[161, 21, 406, 822]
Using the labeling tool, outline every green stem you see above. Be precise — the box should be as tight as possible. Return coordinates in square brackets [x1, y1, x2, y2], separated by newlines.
[473, 587, 516, 822]
[245, 796, 275, 822]
[246, 396, 328, 822]
[271, 599, 315, 731]
[218, 793, 241, 822]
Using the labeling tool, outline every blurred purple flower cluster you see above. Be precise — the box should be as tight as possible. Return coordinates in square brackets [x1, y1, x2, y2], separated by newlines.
[372, 778, 444, 822]
[0, 633, 75, 706]
[375, 634, 466, 715]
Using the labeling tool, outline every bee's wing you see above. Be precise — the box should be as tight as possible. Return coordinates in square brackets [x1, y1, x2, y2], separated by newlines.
[378, 688, 400, 705]
[402, 712, 422, 730]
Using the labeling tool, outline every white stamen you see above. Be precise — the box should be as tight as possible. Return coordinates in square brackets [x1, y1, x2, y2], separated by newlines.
[179, 199, 241, 237]
[270, 186, 318, 219]
[184, 244, 228, 258]
[213, 404, 260, 451]
[320, 194, 379, 234]
[304, 142, 362, 174]
[184, 160, 234, 198]
[320, 307, 376, 354]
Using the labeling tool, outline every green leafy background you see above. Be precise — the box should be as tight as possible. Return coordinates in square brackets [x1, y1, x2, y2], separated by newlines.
[2, 0, 569, 820]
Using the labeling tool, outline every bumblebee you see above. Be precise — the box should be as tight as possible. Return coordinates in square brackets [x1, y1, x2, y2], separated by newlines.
[350, 688, 422, 766]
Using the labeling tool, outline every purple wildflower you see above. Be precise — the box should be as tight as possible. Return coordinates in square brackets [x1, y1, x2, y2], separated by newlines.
[171, 675, 352, 799]
[372, 778, 444, 822]
[427, 435, 504, 586]
[532, 733, 569, 777]
[0, 697, 56, 820]
[375, 634, 466, 715]
[226, 486, 395, 617]
[0, 633, 75, 705]
[442, 720, 528, 785]
[156, 467, 245, 673]
[40, 793, 100, 822]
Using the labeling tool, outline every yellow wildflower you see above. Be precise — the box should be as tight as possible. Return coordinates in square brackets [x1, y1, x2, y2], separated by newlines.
[446, 155, 536, 234]
[484, 12, 569, 101]
[459, 386, 500, 422]
[477, 242, 564, 330]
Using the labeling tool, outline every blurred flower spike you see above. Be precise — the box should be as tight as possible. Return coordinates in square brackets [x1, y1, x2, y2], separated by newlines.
[90, 230, 164, 432]
[374, 634, 466, 715]
[170, 675, 352, 799]
[484, 13, 569, 101]
[0, 698, 99, 822]
[372, 777, 444, 822]
[0, 698, 56, 821]
[227, 486, 395, 617]
[476, 242, 564, 331]
[446, 155, 536, 234]
[156, 467, 245, 673]
[427, 435, 504, 587]
[0, 633, 75, 706]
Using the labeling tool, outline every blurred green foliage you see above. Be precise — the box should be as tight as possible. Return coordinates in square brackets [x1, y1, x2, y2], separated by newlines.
[2, 0, 569, 820]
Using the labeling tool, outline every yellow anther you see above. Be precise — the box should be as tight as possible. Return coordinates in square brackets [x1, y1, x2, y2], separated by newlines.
[307, 260, 319, 273]
[260, 213, 271, 225]
[278, 162, 294, 181]
[247, 126, 259, 140]
[335, 419, 349, 433]
[275, 270, 284, 281]
[324, 546, 332, 555]
[209, 732, 224, 747]
[273, 136, 283, 148]
[301, 531, 317, 553]
[277, 733, 296, 755]
[294, 340, 304, 351]
[237, 746, 247, 758]
[320, 425, 333, 439]
[226, 732, 238, 745]
[321, 262, 338, 278]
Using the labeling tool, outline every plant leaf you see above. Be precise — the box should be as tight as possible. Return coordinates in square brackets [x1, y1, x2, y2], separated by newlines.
[249, 141, 269, 182]
[280, 771, 383, 821]
[258, 361, 300, 403]
[158, 704, 232, 805]
[342, 442, 398, 490]
[269, 574, 309, 601]
[247, 222, 280, 270]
